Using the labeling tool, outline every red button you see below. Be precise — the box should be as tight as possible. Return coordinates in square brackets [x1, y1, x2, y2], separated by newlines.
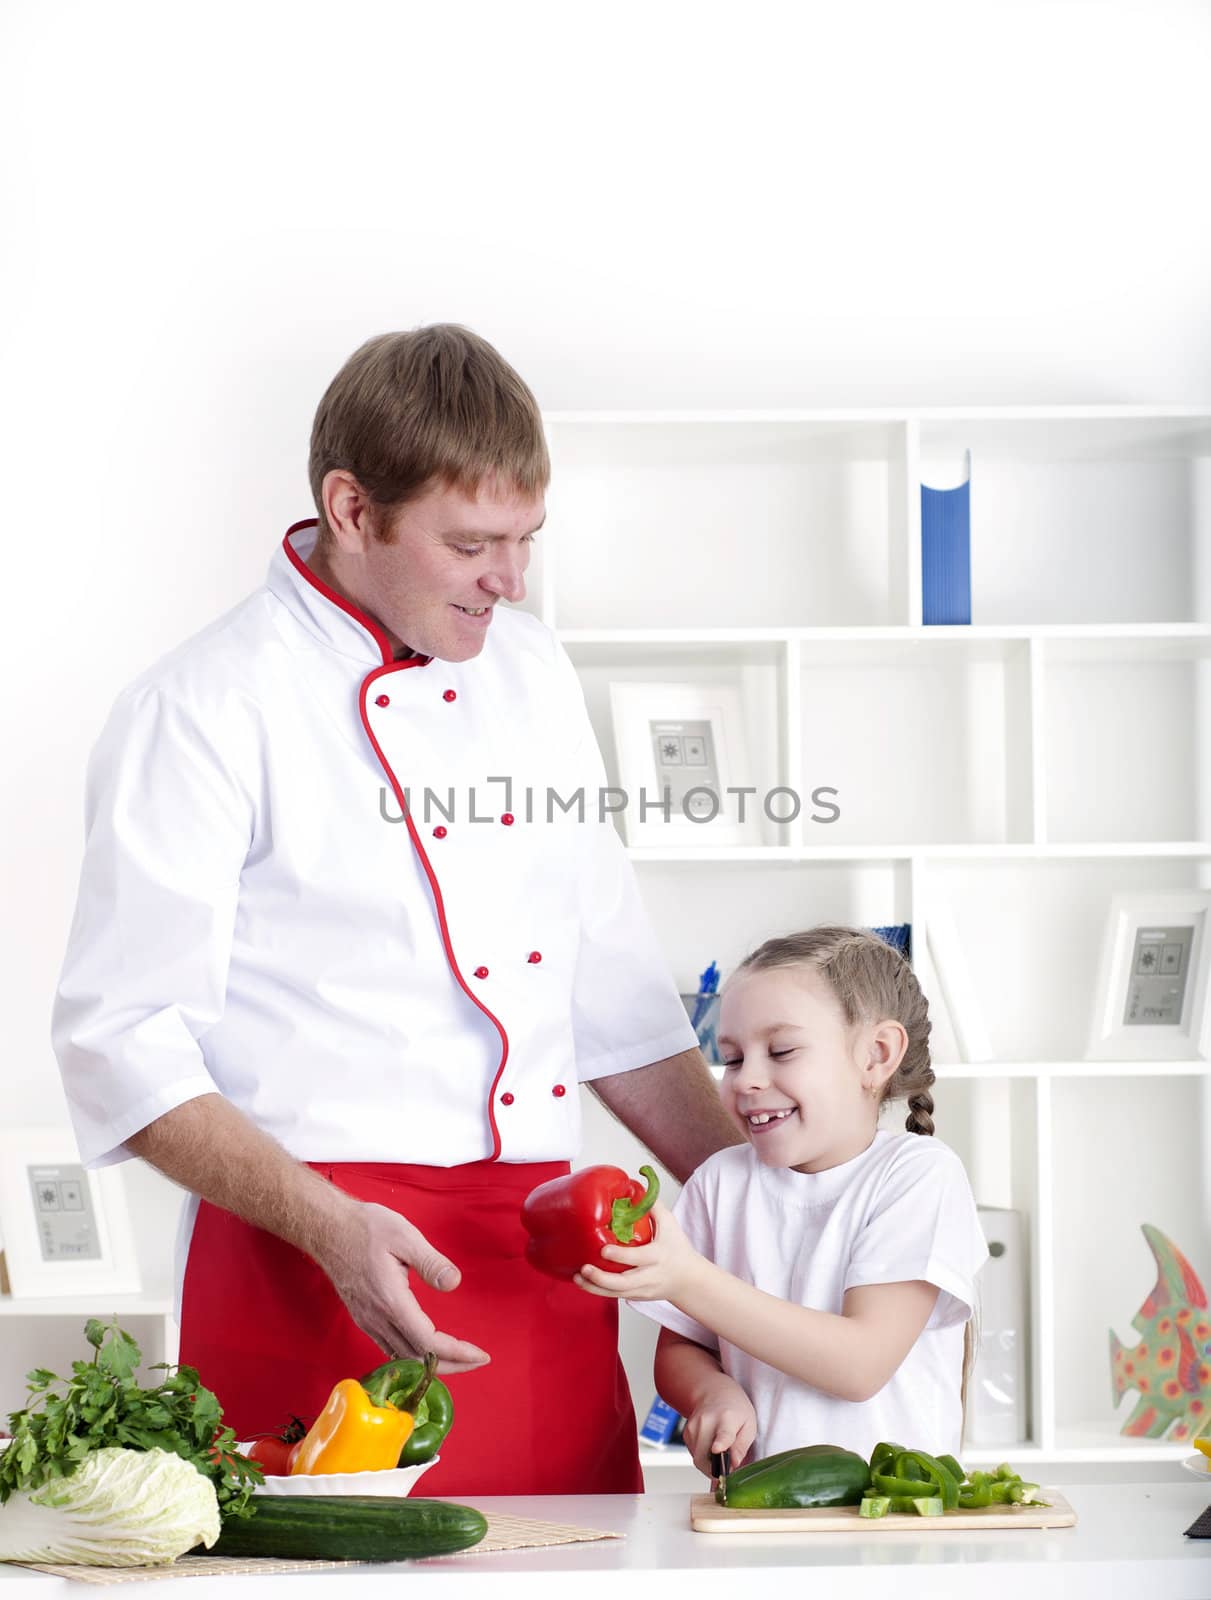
[433, 826, 448, 839]
[474, 966, 489, 979]
[375, 694, 390, 708]
[443, 690, 457, 703]
[501, 813, 515, 826]
[552, 1084, 566, 1098]
[527, 951, 542, 964]
[500, 1092, 515, 1106]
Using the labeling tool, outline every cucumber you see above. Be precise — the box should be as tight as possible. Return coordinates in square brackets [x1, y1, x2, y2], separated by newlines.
[201, 1496, 488, 1562]
[718, 1444, 871, 1509]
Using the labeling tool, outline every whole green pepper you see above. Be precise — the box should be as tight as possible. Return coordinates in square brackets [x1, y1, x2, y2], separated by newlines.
[360, 1356, 454, 1466]
[717, 1444, 870, 1508]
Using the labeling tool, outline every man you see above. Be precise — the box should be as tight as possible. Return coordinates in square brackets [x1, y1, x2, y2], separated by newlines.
[52, 325, 740, 1495]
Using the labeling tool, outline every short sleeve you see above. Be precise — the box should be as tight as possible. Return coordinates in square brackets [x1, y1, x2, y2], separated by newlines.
[51, 683, 257, 1167]
[627, 1163, 721, 1350]
[551, 641, 698, 1081]
[843, 1140, 988, 1329]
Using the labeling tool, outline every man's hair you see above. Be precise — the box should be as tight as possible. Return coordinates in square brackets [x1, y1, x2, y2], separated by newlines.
[308, 324, 550, 543]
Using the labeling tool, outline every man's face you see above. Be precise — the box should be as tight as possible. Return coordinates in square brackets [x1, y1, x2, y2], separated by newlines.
[361, 476, 544, 662]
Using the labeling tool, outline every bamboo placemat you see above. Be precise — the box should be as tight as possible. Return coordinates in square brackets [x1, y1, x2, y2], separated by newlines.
[22, 1512, 622, 1584]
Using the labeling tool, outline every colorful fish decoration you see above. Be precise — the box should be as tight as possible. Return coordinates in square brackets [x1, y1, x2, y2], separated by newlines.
[1110, 1223, 1211, 1441]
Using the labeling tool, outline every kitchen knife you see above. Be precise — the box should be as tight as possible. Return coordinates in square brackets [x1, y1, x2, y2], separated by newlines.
[710, 1448, 731, 1500]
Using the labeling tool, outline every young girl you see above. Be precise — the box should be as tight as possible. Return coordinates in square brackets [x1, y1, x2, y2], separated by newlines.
[575, 926, 987, 1476]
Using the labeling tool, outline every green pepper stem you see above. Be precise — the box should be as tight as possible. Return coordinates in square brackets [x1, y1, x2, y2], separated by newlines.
[611, 1166, 660, 1243]
[398, 1351, 437, 1416]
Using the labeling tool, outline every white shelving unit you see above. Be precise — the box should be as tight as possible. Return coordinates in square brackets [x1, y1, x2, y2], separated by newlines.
[5, 408, 1207, 1477]
[547, 406, 1211, 1474]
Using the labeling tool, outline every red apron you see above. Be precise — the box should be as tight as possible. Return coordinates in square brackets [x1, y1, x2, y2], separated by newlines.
[178, 1159, 643, 1496]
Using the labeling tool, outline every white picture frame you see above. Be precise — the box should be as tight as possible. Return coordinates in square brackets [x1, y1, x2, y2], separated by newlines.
[0, 1126, 141, 1298]
[608, 681, 762, 848]
[1086, 892, 1211, 1062]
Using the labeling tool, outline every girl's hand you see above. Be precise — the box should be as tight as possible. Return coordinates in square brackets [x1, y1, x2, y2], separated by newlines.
[573, 1201, 704, 1303]
[681, 1379, 758, 1479]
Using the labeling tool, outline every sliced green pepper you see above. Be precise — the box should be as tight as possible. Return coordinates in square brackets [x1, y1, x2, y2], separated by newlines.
[939, 1453, 965, 1486]
[859, 1495, 891, 1518]
[893, 1449, 961, 1510]
[360, 1355, 454, 1465]
[867, 1447, 1049, 1518]
[911, 1496, 944, 1516]
[958, 1483, 993, 1509]
[873, 1472, 940, 1499]
[868, 1441, 905, 1477]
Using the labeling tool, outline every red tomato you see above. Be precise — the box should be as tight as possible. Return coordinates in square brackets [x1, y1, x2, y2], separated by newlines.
[244, 1436, 297, 1476]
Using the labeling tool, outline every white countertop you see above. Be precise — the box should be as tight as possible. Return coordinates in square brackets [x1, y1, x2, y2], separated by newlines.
[3, 1485, 1211, 1598]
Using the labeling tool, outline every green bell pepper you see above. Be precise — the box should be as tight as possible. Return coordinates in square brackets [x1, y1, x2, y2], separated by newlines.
[360, 1355, 455, 1466]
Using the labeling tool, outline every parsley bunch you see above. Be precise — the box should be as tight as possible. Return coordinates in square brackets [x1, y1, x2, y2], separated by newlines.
[0, 1318, 262, 1518]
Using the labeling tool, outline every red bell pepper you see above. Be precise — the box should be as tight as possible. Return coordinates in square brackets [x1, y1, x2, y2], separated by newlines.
[520, 1164, 660, 1280]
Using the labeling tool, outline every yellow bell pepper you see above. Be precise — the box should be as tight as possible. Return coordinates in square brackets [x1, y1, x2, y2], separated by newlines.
[289, 1378, 414, 1475]
[1193, 1436, 1211, 1460]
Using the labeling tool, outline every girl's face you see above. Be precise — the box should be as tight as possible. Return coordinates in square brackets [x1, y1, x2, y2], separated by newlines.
[717, 965, 902, 1174]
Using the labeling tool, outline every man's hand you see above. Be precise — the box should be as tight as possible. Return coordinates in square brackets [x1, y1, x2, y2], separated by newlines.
[681, 1375, 758, 1478]
[572, 1200, 704, 1305]
[125, 1095, 491, 1374]
[313, 1200, 490, 1374]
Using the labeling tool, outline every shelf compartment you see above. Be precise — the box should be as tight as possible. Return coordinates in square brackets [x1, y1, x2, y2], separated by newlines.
[564, 638, 787, 847]
[929, 1076, 1038, 1217]
[923, 859, 1207, 1064]
[798, 636, 1035, 848]
[917, 416, 1211, 627]
[1042, 636, 1210, 844]
[632, 859, 912, 997]
[544, 418, 908, 629]
[1050, 1076, 1211, 1444]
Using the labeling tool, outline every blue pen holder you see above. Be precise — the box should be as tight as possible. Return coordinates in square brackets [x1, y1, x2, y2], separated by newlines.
[921, 455, 972, 625]
[682, 992, 722, 1064]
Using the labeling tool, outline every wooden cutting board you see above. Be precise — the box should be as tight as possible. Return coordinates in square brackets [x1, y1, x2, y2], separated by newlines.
[691, 1490, 1077, 1532]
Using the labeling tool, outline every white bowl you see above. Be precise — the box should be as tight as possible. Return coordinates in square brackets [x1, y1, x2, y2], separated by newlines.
[241, 1449, 439, 1497]
[1181, 1453, 1211, 1478]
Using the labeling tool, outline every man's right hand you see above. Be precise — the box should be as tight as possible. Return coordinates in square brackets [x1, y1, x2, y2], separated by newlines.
[125, 1096, 491, 1374]
[315, 1200, 490, 1374]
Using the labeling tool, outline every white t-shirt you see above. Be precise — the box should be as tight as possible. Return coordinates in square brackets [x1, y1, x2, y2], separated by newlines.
[631, 1130, 988, 1461]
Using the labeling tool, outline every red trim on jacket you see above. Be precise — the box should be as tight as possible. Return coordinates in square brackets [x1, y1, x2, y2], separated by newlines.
[281, 523, 512, 1161]
[358, 665, 511, 1160]
[282, 519, 398, 666]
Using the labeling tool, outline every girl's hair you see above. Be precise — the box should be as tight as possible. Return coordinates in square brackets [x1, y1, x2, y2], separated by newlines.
[308, 324, 550, 546]
[731, 923, 976, 1438]
[731, 925, 935, 1135]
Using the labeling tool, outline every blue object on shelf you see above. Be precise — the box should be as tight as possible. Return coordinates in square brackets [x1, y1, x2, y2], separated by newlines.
[640, 1395, 683, 1446]
[682, 992, 722, 1063]
[921, 456, 972, 625]
[871, 923, 913, 964]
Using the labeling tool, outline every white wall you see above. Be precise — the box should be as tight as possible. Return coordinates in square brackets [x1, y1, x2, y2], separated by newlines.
[3, 0, 1209, 1297]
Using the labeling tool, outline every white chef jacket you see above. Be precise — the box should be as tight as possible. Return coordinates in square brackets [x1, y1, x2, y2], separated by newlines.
[53, 520, 697, 1171]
